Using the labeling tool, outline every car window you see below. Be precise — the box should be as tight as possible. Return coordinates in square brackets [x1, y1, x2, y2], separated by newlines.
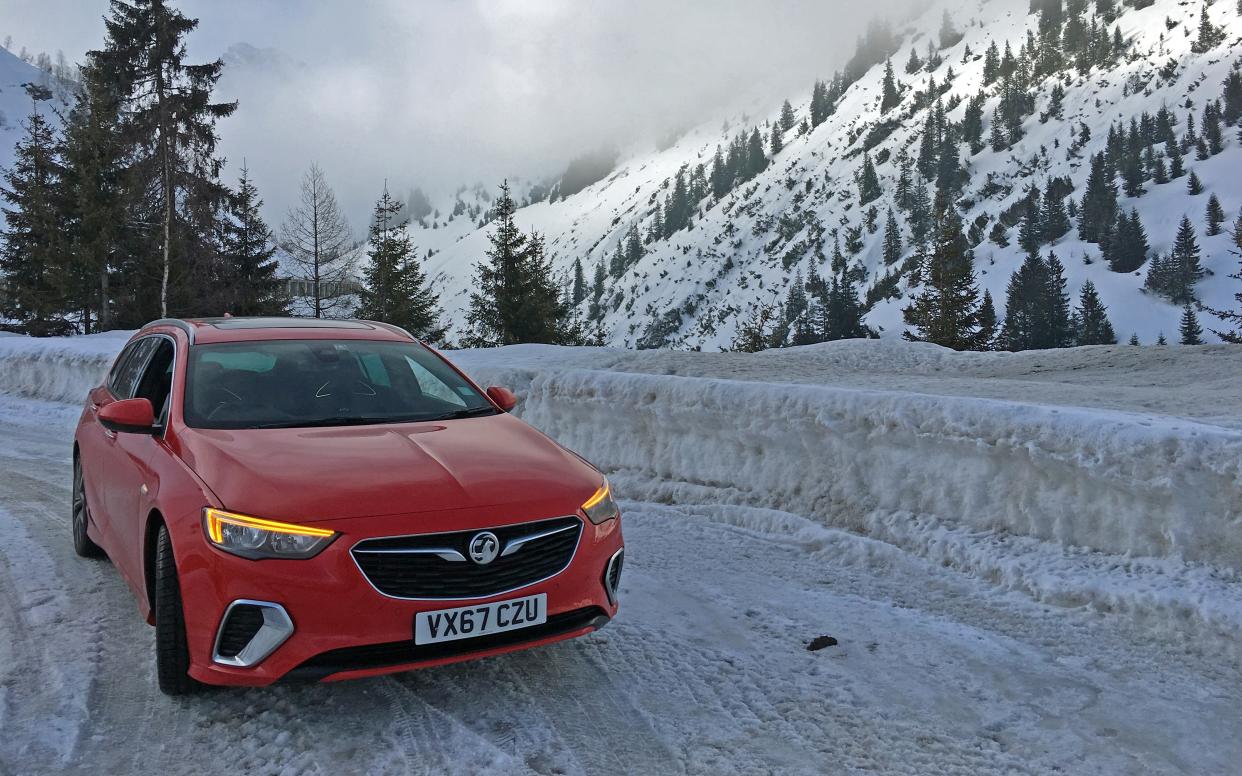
[183, 339, 494, 429]
[109, 338, 160, 400]
[133, 339, 176, 425]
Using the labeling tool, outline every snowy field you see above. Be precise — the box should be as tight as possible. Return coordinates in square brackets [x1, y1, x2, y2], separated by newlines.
[1, 335, 1241, 775]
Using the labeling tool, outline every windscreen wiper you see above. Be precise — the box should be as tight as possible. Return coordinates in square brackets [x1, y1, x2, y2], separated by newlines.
[250, 416, 412, 429]
[424, 406, 499, 421]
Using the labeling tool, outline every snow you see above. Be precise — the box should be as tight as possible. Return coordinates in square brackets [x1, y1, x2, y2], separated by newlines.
[2, 334, 1242, 772]
[403, 0, 1242, 348]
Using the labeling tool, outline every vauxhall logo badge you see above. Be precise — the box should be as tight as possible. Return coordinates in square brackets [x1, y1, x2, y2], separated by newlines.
[468, 531, 500, 565]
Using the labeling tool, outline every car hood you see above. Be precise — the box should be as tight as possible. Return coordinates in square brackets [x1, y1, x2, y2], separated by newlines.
[175, 413, 601, 522]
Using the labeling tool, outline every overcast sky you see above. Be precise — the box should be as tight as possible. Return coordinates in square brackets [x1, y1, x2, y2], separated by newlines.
[0, 0, 904, 228]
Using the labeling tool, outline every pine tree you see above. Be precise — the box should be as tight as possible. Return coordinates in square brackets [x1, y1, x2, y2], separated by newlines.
[1018, 191, 1043, 254]
[90, 0, 237, 321]
[1156, 332, 1168, 345]
[1154, 215, 1205, 304]
[882, 210, 903, 265]
[218, 164, 286, 317]
[1074, 279, 1117, 345]
[0, 106, 70, 335]
[625, 222, 644, 266]
[769, 123, 783, 156]
[1106, 208, 1150, 273]
[880, 60, 901, 113]
[779, 99, 796, 134]
[746, 128, 768, 179]
[902, 206, 987, 350]
[466, 182, 578, 346]
[982, 41, 1000, 84]
[976, 290, 998, 350]
[1041, 181, 1070, 243]
[1179, 304, 1203, 344]
[1207, 194, 1226, 236]
[858, 153, 882, 205]
[59, 63, 127, 332]
[280, 164, 355, 318]
[1187, 170, 1203, 195]
[783, 270, 808, 324]
[571, 257, 587, 305]
[1046, 253, 1074, 348]
[356, 188, 444, 340]
[809, 80, 830, 127]
[1080, 154, 1118, 246]
[1128, 332, 1140, 345]
[732, 305, 775, 352]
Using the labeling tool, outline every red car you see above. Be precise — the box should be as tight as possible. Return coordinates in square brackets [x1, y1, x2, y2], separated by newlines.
[72, 317, 623, 695]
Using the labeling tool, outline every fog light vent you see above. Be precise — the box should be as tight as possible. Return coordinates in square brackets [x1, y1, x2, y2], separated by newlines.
[212, 600, 294, 667]
[604, 549, 624, 605]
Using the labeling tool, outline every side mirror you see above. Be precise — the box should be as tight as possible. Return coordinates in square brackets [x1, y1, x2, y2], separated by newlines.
[486, 386, 518, 413]
[99, 398, 157, 434]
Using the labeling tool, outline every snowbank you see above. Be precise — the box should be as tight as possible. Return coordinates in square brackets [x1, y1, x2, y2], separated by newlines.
[459, 360, 1242, 573]
[0, 332, 128, 404]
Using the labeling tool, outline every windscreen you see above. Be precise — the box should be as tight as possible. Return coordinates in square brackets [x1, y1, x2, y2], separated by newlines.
[183, 339, 496, 429]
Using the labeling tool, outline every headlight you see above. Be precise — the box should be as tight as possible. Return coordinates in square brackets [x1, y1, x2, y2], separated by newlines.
[581, 480, 620, 524]
[202, 508, 337, 560]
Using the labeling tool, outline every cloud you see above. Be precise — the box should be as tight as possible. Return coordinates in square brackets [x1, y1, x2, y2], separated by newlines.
[0, 0, 907, 228]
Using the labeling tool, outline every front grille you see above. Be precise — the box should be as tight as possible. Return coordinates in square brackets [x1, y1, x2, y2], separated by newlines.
[352, 516, 583, 599]
[216, 605, 265, 658]
[285, 606, 609, 682]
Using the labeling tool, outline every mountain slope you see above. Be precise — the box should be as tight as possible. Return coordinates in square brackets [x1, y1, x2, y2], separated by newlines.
[411, 0, 1242, 348]
[0, 46, 72, 181]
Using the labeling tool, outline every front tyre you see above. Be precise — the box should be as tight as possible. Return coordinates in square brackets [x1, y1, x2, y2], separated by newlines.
[154, 524, 200, 696]
[71, 457, 104, 559]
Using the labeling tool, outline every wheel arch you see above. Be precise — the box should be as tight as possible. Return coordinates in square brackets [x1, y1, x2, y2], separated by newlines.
[143, 509, 166, 624]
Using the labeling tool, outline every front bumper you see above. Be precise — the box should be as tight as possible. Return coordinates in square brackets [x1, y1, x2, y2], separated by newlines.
[178, 506, 623, 686]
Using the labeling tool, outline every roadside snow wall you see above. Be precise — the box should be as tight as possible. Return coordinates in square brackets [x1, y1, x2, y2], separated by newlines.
[0, 333, 124, 404]
[462, 364, 1242, 574]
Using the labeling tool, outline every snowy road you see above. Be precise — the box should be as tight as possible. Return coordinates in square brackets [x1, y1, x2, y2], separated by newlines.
[2, 402, 1241, 776]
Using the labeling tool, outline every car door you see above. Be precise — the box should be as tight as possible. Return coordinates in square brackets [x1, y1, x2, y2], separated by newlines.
[81, 338, 158, 552]
[107, 337, 176, 594]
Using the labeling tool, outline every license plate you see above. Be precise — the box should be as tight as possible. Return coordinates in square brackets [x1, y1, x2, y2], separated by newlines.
[414, 593, 547, 645]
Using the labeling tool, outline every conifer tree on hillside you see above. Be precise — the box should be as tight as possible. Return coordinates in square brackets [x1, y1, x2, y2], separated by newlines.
[977, 289, 998, 350]
[1187, 170, 1203, 195]
[809, 80, 831, 127]
[1206, 194, 1225, 236]
[90, 0, 237, 321]
[280, 164, 355, 318]
[1000, 250, 1073, 351]
[218, 164, 286, 317]
[466, 182, 581, 346]
[0, 107, 70, 335]
[778, 99, 796, 134]
[858, 153, 881, 206]
[1105, 209, 1149, 273]
[1147, 216, 1205, 303]
[1179, 304, 1204, 345]
[1041, 182, 1070, 243]
[571, 257, 587, 305]
[902, 205, 987, 350]
[1074, 279, 1117, 345]
[882, 210, 903, 265]
[880, 60, 901, 113]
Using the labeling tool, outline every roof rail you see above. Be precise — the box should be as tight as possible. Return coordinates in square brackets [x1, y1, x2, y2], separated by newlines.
[356, 320, 419, 342]
[143, 318, 195, 345]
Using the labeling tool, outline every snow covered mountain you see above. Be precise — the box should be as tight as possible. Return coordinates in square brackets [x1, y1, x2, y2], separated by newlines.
[0, 46, 72, 189]
[409, 0, 1242, 348]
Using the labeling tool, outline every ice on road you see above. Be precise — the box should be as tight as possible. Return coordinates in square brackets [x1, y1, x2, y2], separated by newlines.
[1, 400, 1240, 775]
